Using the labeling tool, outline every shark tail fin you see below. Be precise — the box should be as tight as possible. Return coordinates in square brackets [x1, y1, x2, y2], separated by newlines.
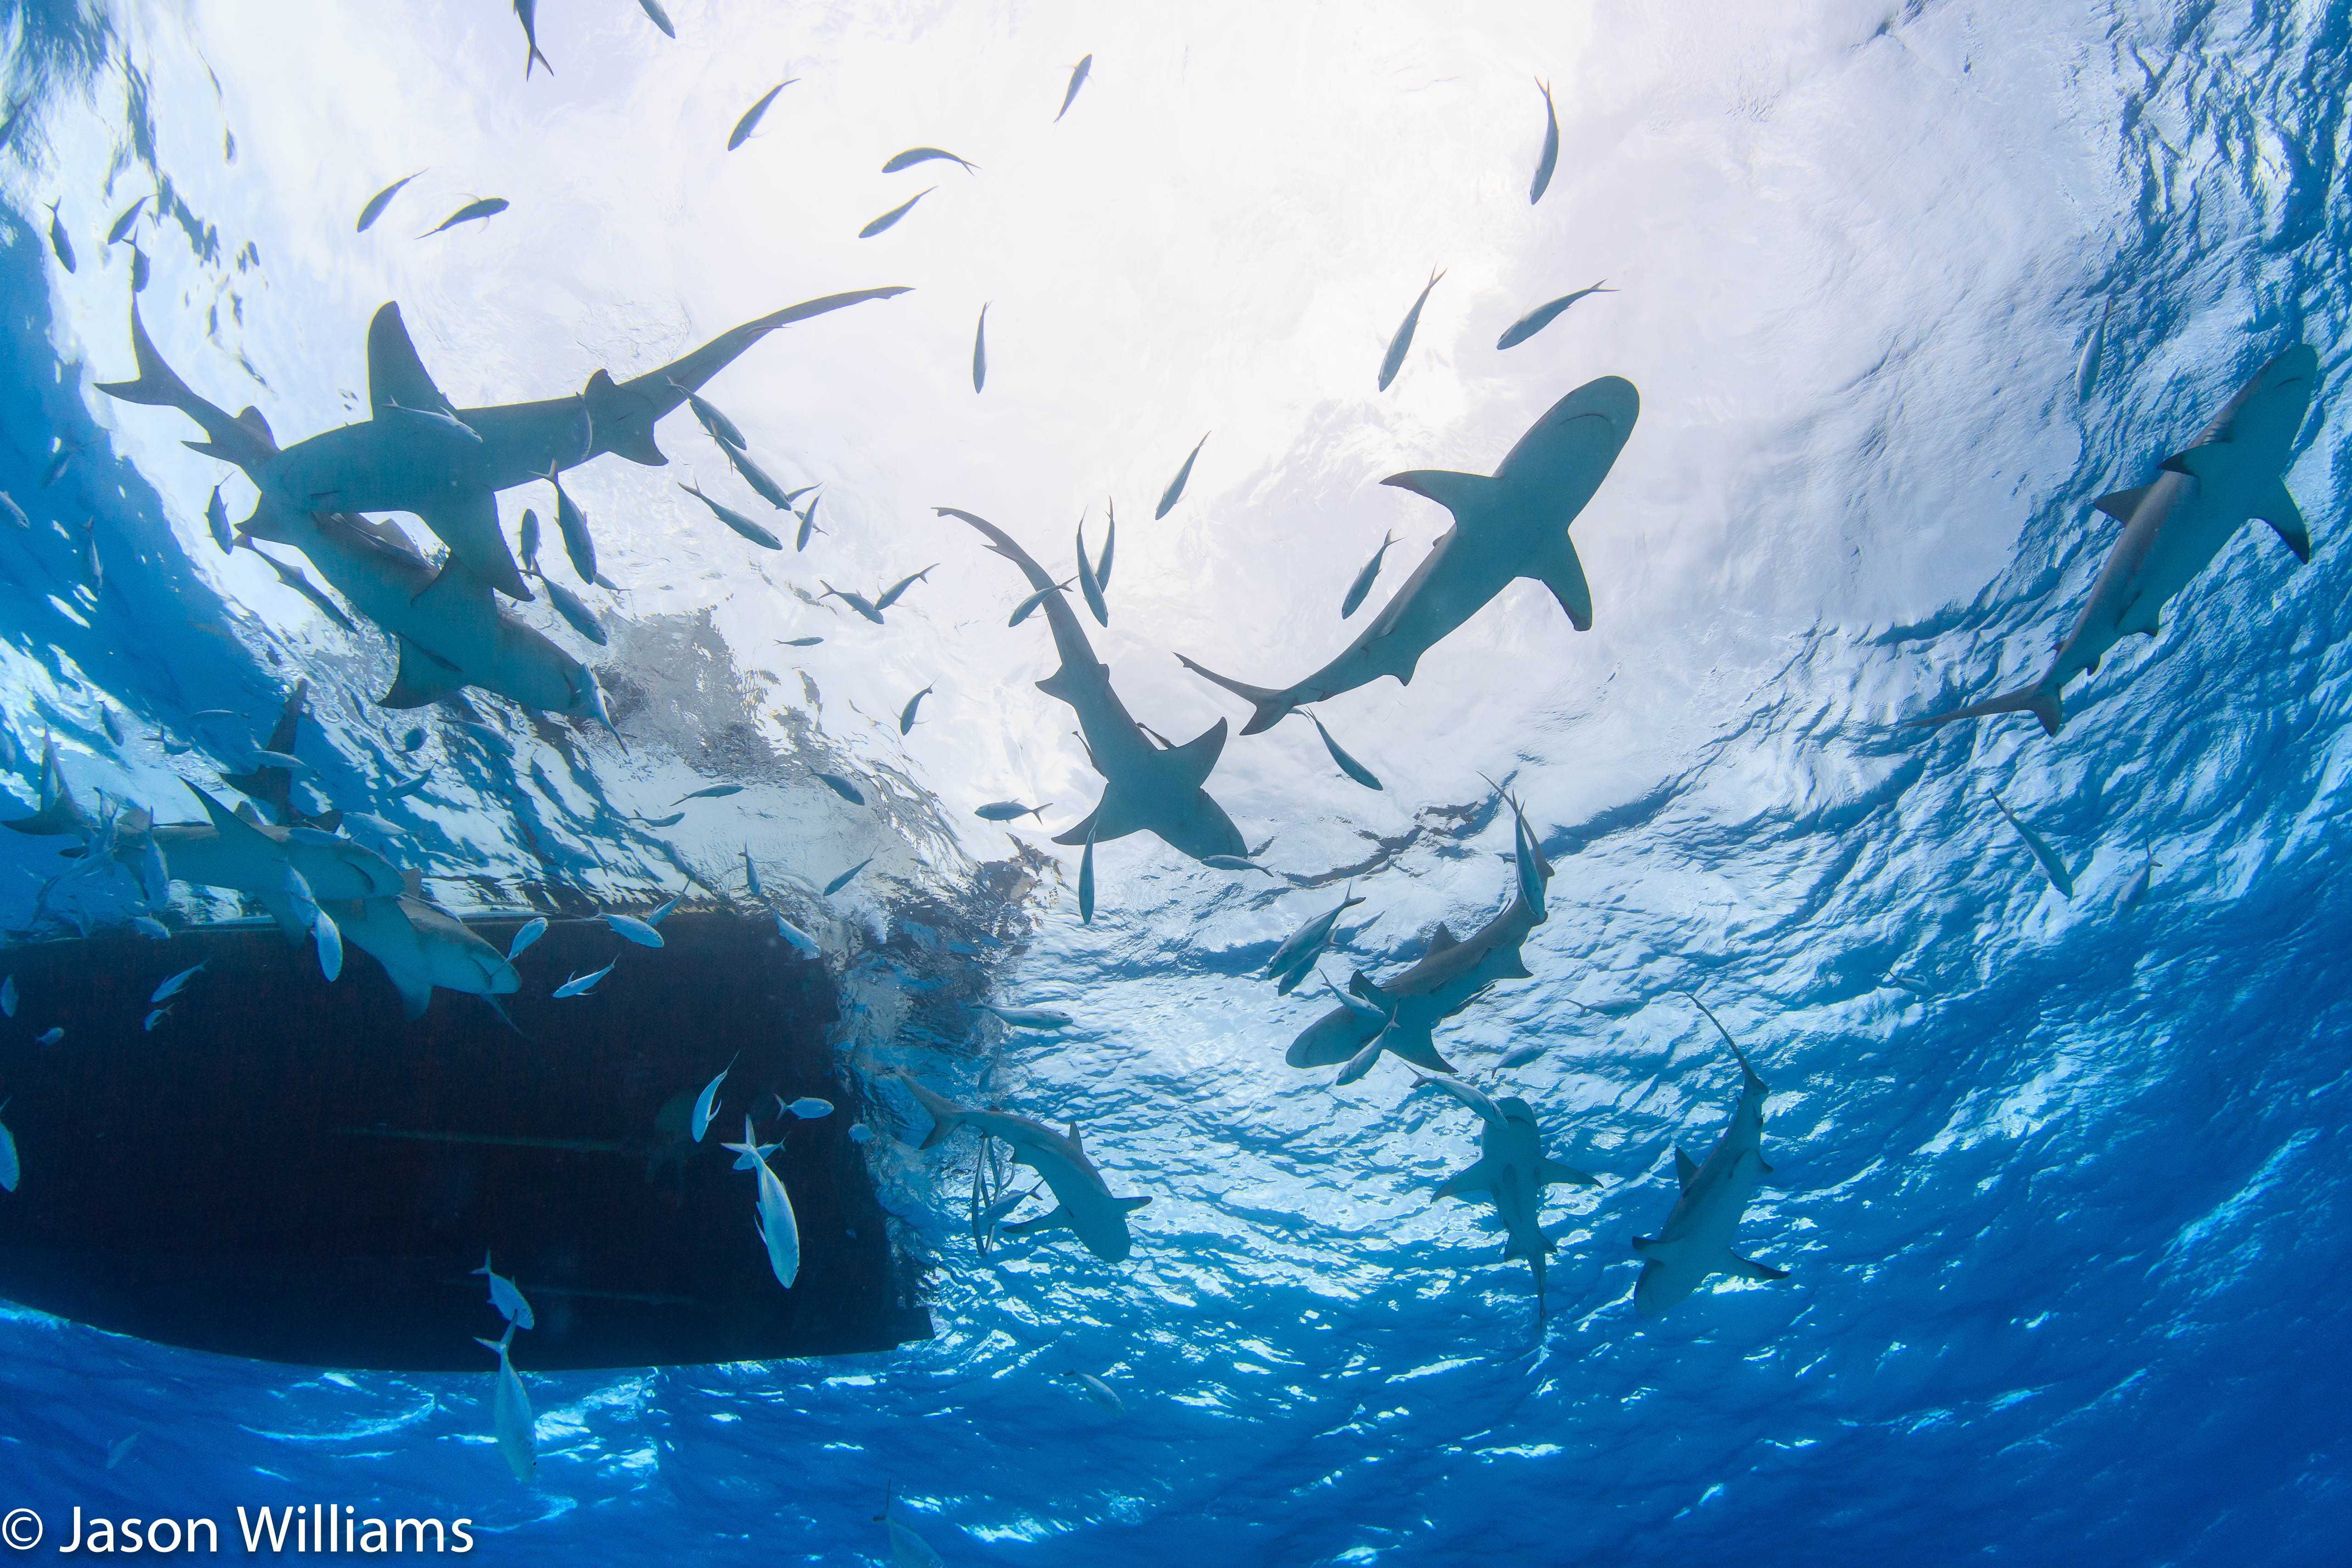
[98, 305, 276, 471]
[1174, 654, 1295, 736]
[1900, 679, 2062, 737]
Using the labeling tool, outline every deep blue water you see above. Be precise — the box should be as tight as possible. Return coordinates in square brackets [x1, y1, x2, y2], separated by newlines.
[1, 0, 2350, 1563]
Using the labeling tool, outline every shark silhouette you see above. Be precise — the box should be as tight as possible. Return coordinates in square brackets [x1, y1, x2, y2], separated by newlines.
[1905, 345, 2318, 736]
[1421, 1072, 1597, 1330]
[98, 306, 612, 726]
[1182, 375, 1638, 733]
[1631, 1000, 1788, 1315]
[325, 872, 521, 1021]
[939, 507, 1245, 861]
[1288, 794, 1553, 1075]
[892, 1071, 1151, 1263]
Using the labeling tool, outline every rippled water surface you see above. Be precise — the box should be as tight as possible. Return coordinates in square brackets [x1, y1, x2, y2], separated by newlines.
[0, 0, 2348, 1563]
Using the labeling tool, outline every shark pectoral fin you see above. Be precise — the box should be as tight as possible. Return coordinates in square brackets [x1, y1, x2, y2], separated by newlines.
[1381, 1026, 1454, 1075]
[1539, 1158, 1599, 1189]
[2117, 591, 2162, 637]
[1674, 1147, 1700, 1190]
[1630, 1233, 1672, 1256]
[390, 967, 433, 1021]
[1727, 1251, 1788, 1281]
[2255, 480, 2312, 564]
[583, 369, 664, 465]
[417, 493, 530, 600]
[2091, 484, 2152, 522]
[1051, 802, 1101, 847]
[1118, 1196, 1151, 1211]
[1164, 718, 1229, 792]
[1525, 533, 1594, 631]
[999, 1205, 1070, 1238]
[381, 637, 467, 709]
[1437, 1156, 1500, 1200]
[366, 303, 451, 416]
[255, 892, 309, 942]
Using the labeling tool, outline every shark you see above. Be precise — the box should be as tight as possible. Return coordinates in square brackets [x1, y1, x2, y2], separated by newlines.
[1903, 345, 2318, 736]
[1287, 791, 1553, 1076]
[97, 306, 618, 728]
[158, 784, 405, 906]
[1180, 374, 1639, 733]
[1419, 1072, 1597, 1329]
[891, 1071, 1151, 1263]
[1, 731, 97, 848]
[104, 287, 906, 600]
[940, 508, 1246, 861]
[1631, 998, 1789, 1316]
[324, 872, 522, 1021]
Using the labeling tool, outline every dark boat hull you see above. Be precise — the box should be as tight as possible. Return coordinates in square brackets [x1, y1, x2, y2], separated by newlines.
[0, 911, 930, 1370]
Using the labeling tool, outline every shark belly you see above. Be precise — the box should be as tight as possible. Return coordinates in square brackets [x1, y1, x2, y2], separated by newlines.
[1635, 1147, 1764, 1316]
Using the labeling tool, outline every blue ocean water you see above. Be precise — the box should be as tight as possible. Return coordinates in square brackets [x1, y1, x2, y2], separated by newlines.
[0, 0, 2348, 1563]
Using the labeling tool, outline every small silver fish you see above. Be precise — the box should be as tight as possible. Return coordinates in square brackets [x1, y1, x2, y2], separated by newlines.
[0, 975, 16, 1017]
[475, 1322, 536, 1483]
[205, 485, 234, 553]
[728, 81, 794, 151]
[781, 635, 823, 647]
[974, 1004, 1071, 1030]
[129, 916, 170, 940]
[774, 913, 820, 956]
[847, 1122, 873, 1145]
[151, 960, 206, 1004]
[422, 196, 508, 236]
[858, 187, 935, 238]
[474, 1250, 535, 1329]
[552, 956, 618, 998]
[104, 1431, 139, 1469]
[0, 1102, 17, 1192]
[648, 894, 679, 926]
[692, 1054, 738, 1143]
[1306, 711, 1382, 791]
[1008, 577, 1074, 627]
[355, 171, 422, 233]
[672, 783, 744, 806]
[1201, 854, 1275, 874]
[605, 913, 664, 949]
[1340, 530, 1394, 618]
[899, 685, 933, 735]
[34, 1027, 62, 1047]
[974, 801, 1048, 822]
[143, 1005, 170, 1031]
[784, 1096, 832, 1119]
[883, 146, 977, 173]
[814, 772, 865, 806]
[1378, 267, 1445, 392]
[1155, 433, 1209, 519]
[0, 491, 26, 530]
[742, 847, 763, 901]
[824, 857, 873, 897]
[506, 918, 547, 961]
[1060, 1371, 1124, 1415]
[1055, 54, 1093, 122]
[972, 303, 988, 393]
[106, 195, 148, 245]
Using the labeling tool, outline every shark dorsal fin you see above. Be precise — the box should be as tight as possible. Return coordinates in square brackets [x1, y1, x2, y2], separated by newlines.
[366, 302, 451, 416]
[1067, 1121, 1085, 1156]
[381, 636, 467, 709]
[1427, 924, 1460, 956]
[1674, 1146, 1700, 1190]
[2091, 484, 2152, 522]
[401, 869, 425, 899]
[1381, 469, 1494, 522]
[184, 781, 277, 848]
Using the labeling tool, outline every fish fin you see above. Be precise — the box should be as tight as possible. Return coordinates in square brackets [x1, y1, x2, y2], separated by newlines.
[1174, 654, 1295, 737]
[366, 303, 450, 416]
[1163, 718, 1229, 792]
[380, 637, 466, 708]
[1630, 1233, 1679, 1256]
[97, 303, 278, 468]
[1051, 802, 1101, 847]
[1034, 661, 1100, 707]
[1674, 1146, 1700, 1190]
[1437, 1156, 1500, 1199]
[1900, 680, 2063, 737]
[999, 1205, 1070, 1237]
[414, 494, 529, 600]
[582, 369, 665, 466]
[1380, 1024, 1454, 1074]
[2117, 591, 2162, 637]
[1067, 1122, 1085, 1156]
[1727, 1251, 1789, 1281]
[1524, 533, 1594, 631]
[1381, 469, 1493, 524]
[390, 965, 433, 1021]
[1492, 954, 1534, 981]
[1539, 1157, 1599, 1189]
[2091, 483, 2152, 522]
[1426, 924, 1460, 955]
[2254, 480, 2312, 564]
[183, 781, 277, 848]
[2158, 444, 2222, 482]
[1119, 1196, 1151, 1211]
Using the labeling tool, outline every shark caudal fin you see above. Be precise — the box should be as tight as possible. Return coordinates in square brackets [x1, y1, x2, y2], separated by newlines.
[1900, 680, 2063, 737]
[96, 304, 279, 472]
[1174, 655, 1296, 736]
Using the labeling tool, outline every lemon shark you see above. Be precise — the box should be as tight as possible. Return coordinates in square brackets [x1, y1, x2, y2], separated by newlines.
[108, 289, 909, 601]
[97, 306, 613, 726]
[1420, 1073, 1597, 1330]
[1904, 344, 2318, 736]
[1631, 1000, 1788, 1316]
[939, 508, 1246, 861]
[1287, 799, 1553, 1076]
[1181, 375, 1638, 733]
[890, 1071, 1151, 1263]
[158, 784, 405, 904]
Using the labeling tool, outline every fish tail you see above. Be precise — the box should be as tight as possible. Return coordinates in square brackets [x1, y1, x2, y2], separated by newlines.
[1900, 678, 2062, 737]
[1175, 655, 1294, 736]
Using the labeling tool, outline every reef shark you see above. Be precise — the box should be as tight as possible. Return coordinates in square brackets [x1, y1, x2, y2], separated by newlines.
[1181, 375, 1638, 733]
[1420, 1072, 1597, 1329]
[157, 784, 405, 904]
[205, 290, 903, 599]
[1288, 792, 1553, 1075]
[940, 508, 1246, 861]
[1631, 999, 1788, 1316]
[891, 1071, 1151, 1263]
[98, 306, 620, 728]
[324, 871, 523, 1021]
[1904, 345, 2318, 736]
